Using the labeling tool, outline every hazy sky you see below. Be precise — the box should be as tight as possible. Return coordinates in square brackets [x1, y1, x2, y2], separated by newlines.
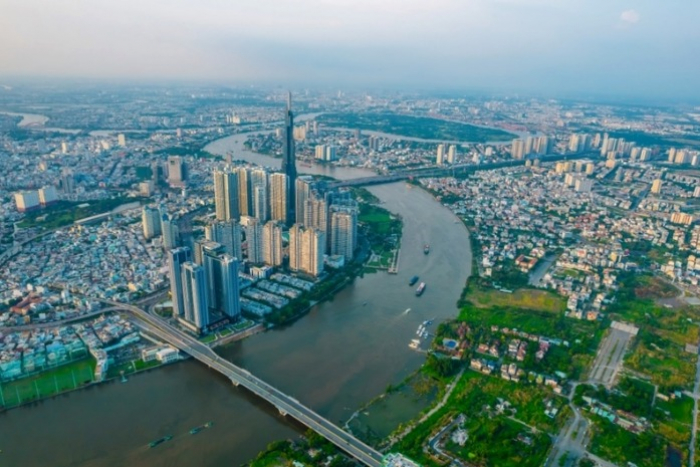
[1, 0, 698, 100]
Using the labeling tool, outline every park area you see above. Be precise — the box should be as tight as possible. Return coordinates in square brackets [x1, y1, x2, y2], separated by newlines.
[0, 357, 96, 408]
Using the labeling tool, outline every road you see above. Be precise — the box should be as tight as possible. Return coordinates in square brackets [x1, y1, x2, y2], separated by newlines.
[104, 299, 384, 467]
[589, 327, 634, 387]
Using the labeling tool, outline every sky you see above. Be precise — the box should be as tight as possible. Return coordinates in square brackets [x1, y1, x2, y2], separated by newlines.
[1, 0, 699, 101]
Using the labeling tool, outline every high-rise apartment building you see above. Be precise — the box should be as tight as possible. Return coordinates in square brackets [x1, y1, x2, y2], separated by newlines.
[295, 176, 314, 225]
[201, 243, 241, 321]
[511, 139, 525, 159]
[167, 156, 186, 187]
[236, 166, 252, 217]
[205, 220, 242, 260]
[245, 218, 263, 264]
[262, 221, 283, 267]
[142, 206, 162, 240]
[213, 168, 240, 221]
[436, 144, 445, 165]
[304, 195, 328, 241]
[269, 173, 288, 224]
[330, 207, 357, 261]
[651, 179, 663, 195]
[161, 213, 180, 249]
[289, 224, 325, 277]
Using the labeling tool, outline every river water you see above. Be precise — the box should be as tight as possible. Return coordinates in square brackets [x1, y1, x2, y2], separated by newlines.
[0, 131, 472, 467]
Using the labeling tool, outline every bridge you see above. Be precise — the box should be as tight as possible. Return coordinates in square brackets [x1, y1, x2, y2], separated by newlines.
[104, 299, 385, 467]
[330, 152, 597, 188]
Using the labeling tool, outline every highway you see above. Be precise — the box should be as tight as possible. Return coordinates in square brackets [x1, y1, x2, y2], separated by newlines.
[103, 299, 384, 467]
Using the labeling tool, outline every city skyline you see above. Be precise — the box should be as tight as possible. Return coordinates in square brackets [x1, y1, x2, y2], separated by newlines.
[1, 1, 699, 101]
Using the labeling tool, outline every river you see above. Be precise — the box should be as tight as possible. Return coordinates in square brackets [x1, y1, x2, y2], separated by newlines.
[0, 131, 472, 467]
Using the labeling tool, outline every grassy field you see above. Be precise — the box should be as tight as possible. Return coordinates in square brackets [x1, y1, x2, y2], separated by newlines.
[0, 357, 95, 407]
[317, 112, 515, 143]
[465, 286, 566, 313]
[17, 196, 141, 229]
[588, 413, 667, 467]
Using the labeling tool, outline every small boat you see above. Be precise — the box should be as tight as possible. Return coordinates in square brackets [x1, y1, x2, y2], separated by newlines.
[409, 275, 419, 286]
[149, 435, 173, 448]
[423, 244, 430, 255]
[404, 308, 411, 314]
[190, 422, 214, 435]
[415, 282, 426, 296]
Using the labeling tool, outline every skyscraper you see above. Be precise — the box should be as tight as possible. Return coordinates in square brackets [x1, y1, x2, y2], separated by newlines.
[205, 220, 242, 260]
[304, 195, 328, 245]
[168, 247, 192, 319]
[447, 145, 456, 164]
[651, 179, 663, 194]
[213, 168, 240, 221]
[250, 168, 269, 222]
[236, 167, 252, 217]
[262, 221, 283, 267]
[244, 218, 263, 264]
[201, 243, 241, 321]
[181, 261, 209, 332]
[161, 213, 180, 249]
[167, 156, 186, 187]
[436, 144, 445, 165]
[142, 206, 162, 240]
[295, 176, 314, 225]
[289, 224, 325, 277]
[269, 172, 288, 224]
[330, 207, 358, 261]
[281, 92, 297, 225]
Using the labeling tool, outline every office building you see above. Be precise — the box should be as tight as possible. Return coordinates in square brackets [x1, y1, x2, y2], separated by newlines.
[168, 247, 192, 319]
[205, 220, 242, 260]
[262, 221, 283, 267]
[213, 168, 240, 221]
[269, 173, 288, 224]
[330, 207, 357, 261]
[436, 144, 445, 165]
[651, 179, 663, 195]
[117, 133, 127, 147]
[161, 213, 180, 249]
[142, 206, 162, 240]
[181, 262, 209, 332]
[167, 156, 186, 187]
[282, 92, 297, 225]
[14, 191, 40, 212]
[245, 218, 263, 264]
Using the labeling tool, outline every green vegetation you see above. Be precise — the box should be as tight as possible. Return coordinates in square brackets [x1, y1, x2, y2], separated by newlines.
[317, 112, 515, 143]
[0, 357, 95, 408]
[609, 273, 698, 390]
[464, 284, 566, 313]
[17, 196, 142, 230]
[395, 371, 563, 467]
[250, 431, 354, 467]
[106, 358, 161, 379]
[588, 413, 666, 467]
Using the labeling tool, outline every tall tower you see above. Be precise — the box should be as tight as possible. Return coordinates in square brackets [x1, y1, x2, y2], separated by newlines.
[205, 220, 242, 260]
[181, 262, 209, 332]
[330, 207, 358, 261]
[168, 247, 192, 319]
[262, 221, 283, 267]
[269, 173, 288, 224]
[213, 169, 239, 221]
[282, 92, 297, 225]
[142, 206, 162, 240]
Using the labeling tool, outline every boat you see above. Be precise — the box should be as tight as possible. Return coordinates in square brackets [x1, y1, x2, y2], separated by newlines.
[423, 244, 430, 255]
[415, 282, 426, 296]
[408, 339, 420, 349]
[409, 275, 419, 286]
[148, 435, 173, 448]
[190, 422, 214, 435]
[404, 308, 411, 314]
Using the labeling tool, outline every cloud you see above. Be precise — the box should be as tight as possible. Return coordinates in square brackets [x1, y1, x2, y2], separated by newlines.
[620, 9, 640, 24]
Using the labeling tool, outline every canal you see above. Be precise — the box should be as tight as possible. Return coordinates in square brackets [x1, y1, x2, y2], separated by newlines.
[0, 131, 472, 467]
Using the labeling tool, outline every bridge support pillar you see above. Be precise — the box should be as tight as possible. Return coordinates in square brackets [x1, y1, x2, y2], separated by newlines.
[231, 379, 239, 387]
[277, 407, 287, 416]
